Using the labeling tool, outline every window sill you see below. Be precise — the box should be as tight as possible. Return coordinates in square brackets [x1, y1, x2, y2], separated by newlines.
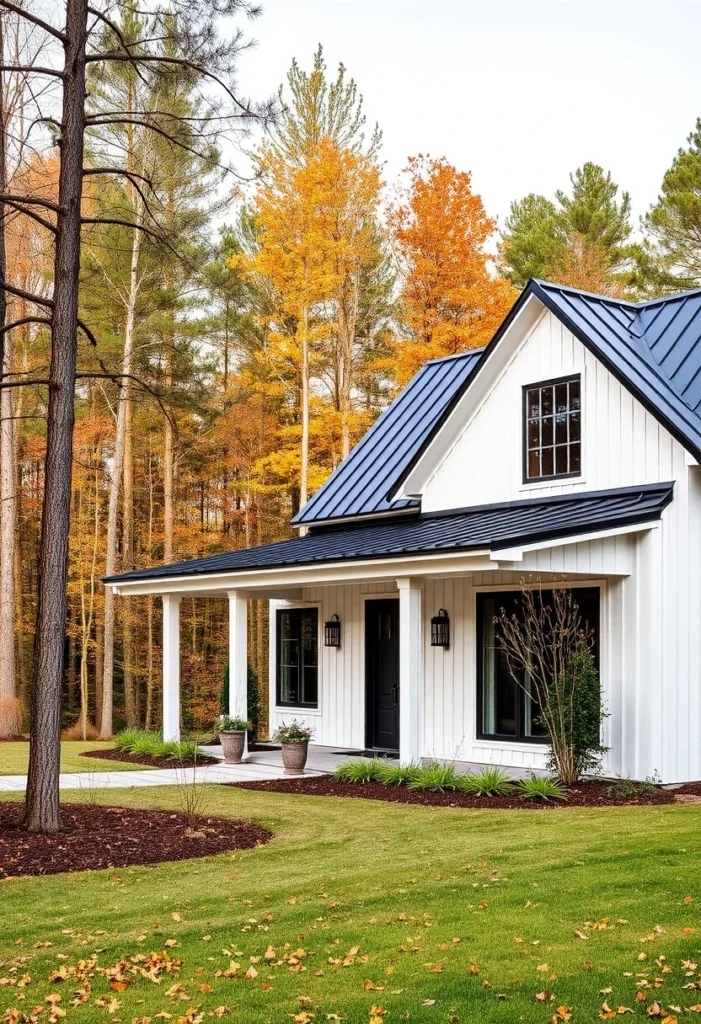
[473, 738, 548, 750]
[273, 706, 322, 717]
[519, 476, 586, 494]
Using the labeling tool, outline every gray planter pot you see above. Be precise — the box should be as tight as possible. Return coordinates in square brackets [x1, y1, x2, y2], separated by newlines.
[220, 730, 246, 764]
[281, 740, 309, 775]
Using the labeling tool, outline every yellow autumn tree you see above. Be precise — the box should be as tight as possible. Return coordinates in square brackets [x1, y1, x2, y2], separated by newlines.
[233, 138, 382, 510]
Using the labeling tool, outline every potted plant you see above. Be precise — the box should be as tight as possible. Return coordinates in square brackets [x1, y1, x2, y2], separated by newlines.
[217, 715, 252, 764]
[273, 721, 314, 775]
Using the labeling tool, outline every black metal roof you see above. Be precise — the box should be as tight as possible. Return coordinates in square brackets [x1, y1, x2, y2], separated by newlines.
[291, 348, 483, 526]
[107, 483, 673, 584]
[292, 280, 701, 527]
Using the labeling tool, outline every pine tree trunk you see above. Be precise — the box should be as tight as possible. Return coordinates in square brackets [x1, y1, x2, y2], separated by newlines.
[23, 0, 88, 833]
[100, 208, 142, 740]
[94, 620, 103, 731]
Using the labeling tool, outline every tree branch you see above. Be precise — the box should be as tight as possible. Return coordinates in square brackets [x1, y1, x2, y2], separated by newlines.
[0, 193, 63, 213]
[81, 215, 163, 242]
[0, 281, 53, 308]
[0, 316, 52, 336]
[0, 64, 64, 79]
[0, 1, 67, 42]
[2, 199, 56, 234]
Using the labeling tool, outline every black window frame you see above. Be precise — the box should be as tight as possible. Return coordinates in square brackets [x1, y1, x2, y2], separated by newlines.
[275, 606, 319, 709]
[522, 373, 582, 483]
[476, 586, 600, 744]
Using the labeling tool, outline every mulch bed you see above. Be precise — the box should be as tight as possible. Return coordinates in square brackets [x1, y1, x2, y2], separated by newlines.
[0, 803, 270, 879]
[232, 776, 688, 809]
[81, 748, 219, 770]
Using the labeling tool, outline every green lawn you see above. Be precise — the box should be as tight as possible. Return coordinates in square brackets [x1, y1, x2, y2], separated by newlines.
[0, 787, 699, 1023]
[0, 741, 151, 775]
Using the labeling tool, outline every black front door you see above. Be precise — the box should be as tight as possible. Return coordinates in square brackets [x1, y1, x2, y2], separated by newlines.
[365, 599, 400, 751]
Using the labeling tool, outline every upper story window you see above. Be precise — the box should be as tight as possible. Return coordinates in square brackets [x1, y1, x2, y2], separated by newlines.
[523, 375, 581, 482]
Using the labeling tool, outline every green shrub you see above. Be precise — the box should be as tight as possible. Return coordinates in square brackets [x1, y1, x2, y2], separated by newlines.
[517, 775, 567, 801]
[458, 767, 514, 797]
[333, 758, 385, 783]
[114, 729, 198, 761]
[378, 761, 423, 786]
[604, 777, 657, 799]
[409, 762, 460, 792]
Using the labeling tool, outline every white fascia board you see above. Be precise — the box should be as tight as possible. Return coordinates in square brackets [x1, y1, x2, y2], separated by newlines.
[489, 521, 658, 565]
[394, 295, 546, 500]
[106, 548, 493, 597]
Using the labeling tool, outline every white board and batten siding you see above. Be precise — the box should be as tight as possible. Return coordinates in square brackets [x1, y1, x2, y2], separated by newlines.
[267, 308, 701, 783]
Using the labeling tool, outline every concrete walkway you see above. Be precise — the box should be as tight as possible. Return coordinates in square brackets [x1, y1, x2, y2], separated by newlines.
[0, 745, 350, 793]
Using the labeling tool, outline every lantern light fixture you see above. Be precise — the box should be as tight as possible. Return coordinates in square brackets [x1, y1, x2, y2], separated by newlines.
[431, 608, 450, 648]
[324, 613, 341, 648]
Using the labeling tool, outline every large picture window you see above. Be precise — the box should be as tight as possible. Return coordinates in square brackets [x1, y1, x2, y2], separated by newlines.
[276, 607, 319, 708]
[523, 375, 581, 481]
[477, 587, 599, 743]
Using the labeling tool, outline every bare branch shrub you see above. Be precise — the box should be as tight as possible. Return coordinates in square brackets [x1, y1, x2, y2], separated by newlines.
[494, 582, 607, 785]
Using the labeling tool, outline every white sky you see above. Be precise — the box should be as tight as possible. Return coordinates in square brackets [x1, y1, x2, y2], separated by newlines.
[236, 0, 701, 233]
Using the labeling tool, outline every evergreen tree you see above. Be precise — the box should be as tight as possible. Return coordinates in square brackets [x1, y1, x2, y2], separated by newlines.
[645, 118, 701, 289]
[500, 162, 636, 294]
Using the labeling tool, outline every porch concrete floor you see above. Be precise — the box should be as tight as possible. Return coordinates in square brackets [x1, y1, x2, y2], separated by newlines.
[200, 744, 543, 780]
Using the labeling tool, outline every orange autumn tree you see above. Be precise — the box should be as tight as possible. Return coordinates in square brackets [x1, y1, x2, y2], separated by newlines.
[388, 155, 516, 385]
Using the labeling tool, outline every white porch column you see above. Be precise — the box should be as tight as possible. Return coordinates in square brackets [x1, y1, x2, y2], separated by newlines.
[397, 577, 423, 763]
[162, 594, 181, 742]
[227, 591, 248, 719]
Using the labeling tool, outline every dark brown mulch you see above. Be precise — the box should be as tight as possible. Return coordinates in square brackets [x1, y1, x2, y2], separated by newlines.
[232, 776, 681, 809]
[0, 803, 270, 879]
[81, 748, 219, 769]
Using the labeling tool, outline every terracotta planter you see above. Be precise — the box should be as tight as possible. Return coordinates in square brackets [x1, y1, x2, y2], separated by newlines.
[220, 730, 246, 764]
[281, 740, 309, 775]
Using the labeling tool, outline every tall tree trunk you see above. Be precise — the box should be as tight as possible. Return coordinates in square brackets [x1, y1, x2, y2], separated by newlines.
[24, 0, 89, 832]
[79, 455, 99, 739]
[100, 212, 142, 740]
[299, 304, 310, 514]
[163, 332, 174, 564]
[338, 273, 358, 460]
[121, 391, 136, 726]
[0, 8, 20, 739]
[94, 620, 103, 731]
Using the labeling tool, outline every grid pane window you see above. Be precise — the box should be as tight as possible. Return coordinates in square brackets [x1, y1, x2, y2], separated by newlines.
[524, 376, 581, 481]
[276, 608, 318, 708]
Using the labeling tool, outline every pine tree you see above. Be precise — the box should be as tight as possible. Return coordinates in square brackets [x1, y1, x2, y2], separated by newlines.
[500, 162, 636, 294]
[645, 118, 701, 289]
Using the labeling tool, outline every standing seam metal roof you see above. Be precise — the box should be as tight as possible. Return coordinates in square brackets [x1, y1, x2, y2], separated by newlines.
[291, 348, 482, 526]
[107, 483, 673, 584]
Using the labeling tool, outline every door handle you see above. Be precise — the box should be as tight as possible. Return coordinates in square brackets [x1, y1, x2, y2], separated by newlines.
[392, 684, 398, 705]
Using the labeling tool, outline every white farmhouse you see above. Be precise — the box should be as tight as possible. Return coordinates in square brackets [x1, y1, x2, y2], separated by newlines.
[106, 280, 701, 784]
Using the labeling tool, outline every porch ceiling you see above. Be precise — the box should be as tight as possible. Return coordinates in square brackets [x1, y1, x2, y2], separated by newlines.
[105, 482, 673, 597]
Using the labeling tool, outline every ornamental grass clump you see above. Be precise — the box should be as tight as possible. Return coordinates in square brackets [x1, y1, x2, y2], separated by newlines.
[517, 775, 567, 802]
[458, 767, 514, 797]
[114, 729, 198, 761]
[333, 758, 385, 784]
[408, 762, 460, 792]
[378, 761, 423, 786]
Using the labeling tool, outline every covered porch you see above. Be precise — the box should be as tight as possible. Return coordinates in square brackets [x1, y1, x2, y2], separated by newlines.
[105, 482, 673, 776]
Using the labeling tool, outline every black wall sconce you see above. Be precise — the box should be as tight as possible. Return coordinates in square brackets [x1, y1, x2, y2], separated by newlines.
[324, 613, 341, 647]
[431, 608, 450, 648]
